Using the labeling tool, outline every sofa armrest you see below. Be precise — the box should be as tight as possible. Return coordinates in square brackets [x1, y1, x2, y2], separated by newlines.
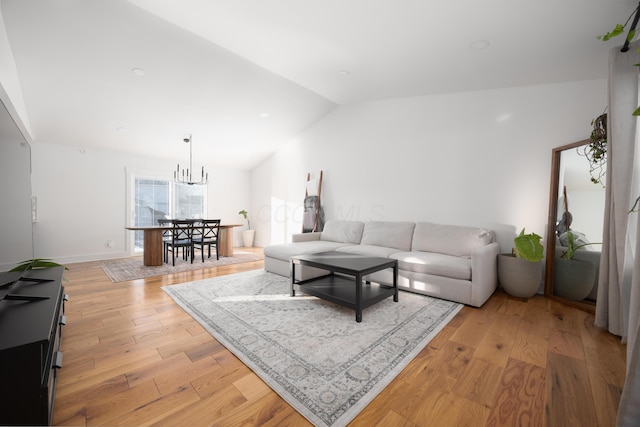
[292, 232, 322, 243]
[469, 242, 500, 307]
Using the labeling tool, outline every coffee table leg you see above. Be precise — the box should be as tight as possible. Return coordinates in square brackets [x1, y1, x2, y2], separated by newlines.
[356, 273, 362, 322]
[290, 260, 296, 297]
[393, 262, 398, 302]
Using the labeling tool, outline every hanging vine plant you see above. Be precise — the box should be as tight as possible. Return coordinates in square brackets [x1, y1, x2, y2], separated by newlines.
[598, 4, 640, 212]
[578, 111, 607, 186]
[598, 3, 640, 116]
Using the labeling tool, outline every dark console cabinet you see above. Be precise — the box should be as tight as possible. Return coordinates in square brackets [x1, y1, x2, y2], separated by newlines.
[0, 266, 67, 426]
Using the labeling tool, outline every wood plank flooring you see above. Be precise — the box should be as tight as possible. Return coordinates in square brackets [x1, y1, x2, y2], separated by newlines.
[53, 248, 626, 426]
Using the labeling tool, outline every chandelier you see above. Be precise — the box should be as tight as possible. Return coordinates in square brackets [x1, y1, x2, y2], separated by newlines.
[174, 134, 208, 185]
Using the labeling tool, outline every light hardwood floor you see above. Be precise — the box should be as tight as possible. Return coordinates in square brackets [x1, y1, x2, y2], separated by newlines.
[53, 248, 626, 426]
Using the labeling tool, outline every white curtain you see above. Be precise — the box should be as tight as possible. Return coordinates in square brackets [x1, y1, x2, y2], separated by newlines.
[595, 40, 640, 426]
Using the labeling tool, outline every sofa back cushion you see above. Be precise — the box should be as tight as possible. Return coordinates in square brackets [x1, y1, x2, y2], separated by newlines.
[412, 222, 494, 257]
[361, 221, 415, 251]
[320, 220, 365, 244]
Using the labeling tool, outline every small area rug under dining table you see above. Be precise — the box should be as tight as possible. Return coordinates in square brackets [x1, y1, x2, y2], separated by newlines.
[162, 270, 462, 427]
[99, 251, 264, 282]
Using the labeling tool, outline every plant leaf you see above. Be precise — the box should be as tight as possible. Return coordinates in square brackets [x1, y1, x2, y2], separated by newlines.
[564, 231, 576, 259]
[627, 29, 636, 42]
[513, 231, 544, 262]
[599, 23, 625, 41]
[634, 105, 640, 116]
[9, 258, 68, 271]
[560, 231, 602, 259]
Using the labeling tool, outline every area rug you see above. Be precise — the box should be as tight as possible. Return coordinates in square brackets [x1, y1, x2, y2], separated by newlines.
[162, 270, 462, 427]
[99, 251, 263, 282]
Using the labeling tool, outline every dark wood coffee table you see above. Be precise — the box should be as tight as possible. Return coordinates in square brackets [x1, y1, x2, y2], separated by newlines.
[290, 251, 398, 322]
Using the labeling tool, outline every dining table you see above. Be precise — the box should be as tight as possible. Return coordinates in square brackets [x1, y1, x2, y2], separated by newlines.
[125, 223, 242, 266]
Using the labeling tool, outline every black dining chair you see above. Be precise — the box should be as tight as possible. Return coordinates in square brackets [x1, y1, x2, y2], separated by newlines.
[191, 219, 221, 263]
[165, 220, 195, 266]
[158, 219, 173, 263]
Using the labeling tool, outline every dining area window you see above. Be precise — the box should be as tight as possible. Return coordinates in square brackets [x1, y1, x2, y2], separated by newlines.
[128, 170, 207, 253]
[174, 183, 205, 219]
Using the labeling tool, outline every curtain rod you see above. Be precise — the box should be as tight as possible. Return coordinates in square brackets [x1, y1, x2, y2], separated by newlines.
[621, 1, 640, 52]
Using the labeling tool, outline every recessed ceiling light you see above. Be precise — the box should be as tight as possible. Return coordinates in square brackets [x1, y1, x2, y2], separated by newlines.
[470, 40, 490, 49]
[259, 112, 269, 119]
[338, 70, 350, 77]
[496, 113, 513, 122]
[116, 127, 127, 132]
[131, 67, 145, 76]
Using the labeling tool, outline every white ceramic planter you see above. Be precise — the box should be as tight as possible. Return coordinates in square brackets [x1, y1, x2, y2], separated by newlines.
[497, 253, 542, 298]
[242, 229, 255, 247]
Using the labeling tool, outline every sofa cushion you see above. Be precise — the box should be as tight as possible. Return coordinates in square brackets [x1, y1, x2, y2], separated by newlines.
[263, 240, 352, 261]
[412, 222, 494, 258]
[391, 251, 471, 280]
[360, 221, 415, 251]
[336, 244, 403, 258]
[320, 220, 365, 244]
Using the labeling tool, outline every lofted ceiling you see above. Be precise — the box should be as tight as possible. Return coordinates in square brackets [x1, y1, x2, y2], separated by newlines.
[1, 0, 637, 170]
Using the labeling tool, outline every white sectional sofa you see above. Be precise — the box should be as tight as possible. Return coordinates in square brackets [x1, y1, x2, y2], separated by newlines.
[264, 220, 500, 307]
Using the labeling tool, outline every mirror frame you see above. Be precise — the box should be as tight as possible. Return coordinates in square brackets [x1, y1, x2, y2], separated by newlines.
[544, 138, 596, 313]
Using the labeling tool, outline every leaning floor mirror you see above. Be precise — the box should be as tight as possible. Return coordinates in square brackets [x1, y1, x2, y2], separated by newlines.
[545, 139, 606, 313]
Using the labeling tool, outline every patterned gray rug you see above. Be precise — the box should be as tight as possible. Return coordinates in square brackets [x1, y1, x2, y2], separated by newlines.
[99, 251, 264, 282]
[162, 270, 462, 427]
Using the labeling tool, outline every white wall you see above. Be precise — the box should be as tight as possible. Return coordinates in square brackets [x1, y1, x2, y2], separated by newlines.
[17, 79, 610, 264]
[0, 108, 32, 271]
[0, 7, 31, 140]
[0, 9, 34, 271]
[565, 189, 606, 244]
[251, 79, 608, 253]
[31, 142, 251, 264]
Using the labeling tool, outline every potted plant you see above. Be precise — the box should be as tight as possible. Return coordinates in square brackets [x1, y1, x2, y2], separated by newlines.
[576, 111, 607, 186]
[498, 228, 544, 298]
[554, 231, 600, 301]
[238, 209, 255, 247]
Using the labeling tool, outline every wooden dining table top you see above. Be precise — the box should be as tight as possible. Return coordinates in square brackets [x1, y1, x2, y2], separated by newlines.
[125, 223, 242, 231]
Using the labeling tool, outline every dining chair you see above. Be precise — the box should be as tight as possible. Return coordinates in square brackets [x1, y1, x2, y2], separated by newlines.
[165, 220, 194, 266]
[158, 219, 173, 263]
[191, 219, 221, 263]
